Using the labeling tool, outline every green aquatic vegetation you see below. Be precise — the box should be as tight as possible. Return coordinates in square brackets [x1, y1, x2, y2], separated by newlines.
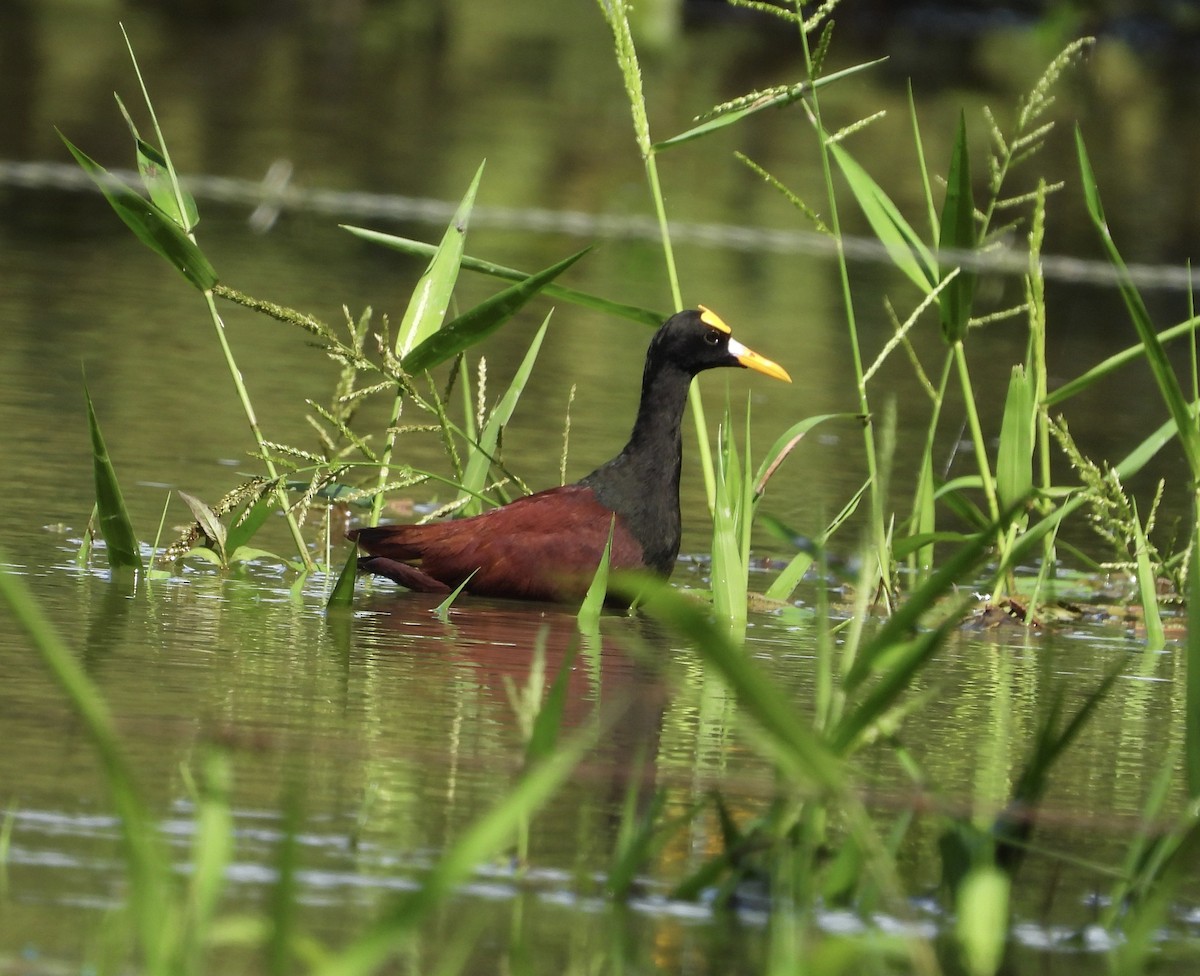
[793, 6, 896, 609]
[339, 227, 664, 326]
[1075, 125, 1200, 808]
[63, 2, 881, 620]
[577, 523, 616, 632]
[455, 315, 552, 517]
[1077, 132, 1200, 485]
[732, 25, 1100, 612]
[63, 40, 604, 586]
[172, 489, 285, 571]
[1050, 416, 1177, 588]
[621, 534, 1166, 973]
[62, 32, 310, 568]
[709, 406, 856, 632]
[625, 526, 1006, 973]
[84, 381, 143, 574]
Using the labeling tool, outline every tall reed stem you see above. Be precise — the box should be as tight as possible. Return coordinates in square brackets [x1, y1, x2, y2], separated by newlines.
[646, 152, 718, 505]
[203, 294, 314, 568]
[952, 341, 1000, 524]
[795, 10, 892, 604]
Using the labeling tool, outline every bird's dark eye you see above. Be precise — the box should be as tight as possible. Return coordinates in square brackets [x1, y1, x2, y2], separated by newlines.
[704, 329, 721, 346]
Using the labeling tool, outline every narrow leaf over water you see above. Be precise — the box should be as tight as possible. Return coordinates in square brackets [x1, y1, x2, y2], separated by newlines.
[1188, 536, 1200, 798]
[1076, 127, 1200, 482]
[58, 131, 217, 291]
[637, 580, 843, 791]
[578, 519, 615, 634]
[457, 313, 551, 515]
[342, 227, 663, 327]
[996, 365, 1033, 512]
[326, 545, 359, 610]
[85, 383, 143, 573]
[938, 112, 977, 343]
[395, 162, 483, 359]
[401, 248, 591, 376]
[653, 59, 886, 151]
[115, 94, 200, 231]
[830, 141, 937, 294]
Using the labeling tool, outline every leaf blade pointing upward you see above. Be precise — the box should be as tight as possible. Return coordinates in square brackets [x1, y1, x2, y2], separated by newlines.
[400, 247, 592, 375]
[84, 382, 143, 573]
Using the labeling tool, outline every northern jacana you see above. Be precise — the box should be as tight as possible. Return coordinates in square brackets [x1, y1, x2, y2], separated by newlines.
[349, 307, 791, 603]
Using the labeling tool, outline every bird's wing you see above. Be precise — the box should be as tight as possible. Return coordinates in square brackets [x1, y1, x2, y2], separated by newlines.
[351, 485, 646, 601]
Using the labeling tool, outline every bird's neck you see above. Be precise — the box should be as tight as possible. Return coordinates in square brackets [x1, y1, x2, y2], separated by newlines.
[579, 360, 693, 573]
[623, 359, 692, 467]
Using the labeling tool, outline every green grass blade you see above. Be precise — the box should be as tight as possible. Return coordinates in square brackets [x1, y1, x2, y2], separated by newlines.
[342, 226, 663, 327]
[651, 58, 887, 151]
[400, 247, 591, 376]
[608, 786, 670, 899]
[267, 791, 303, 976]
[120, 23, 196, 248]
[738, 407, 756, 592]
[762, 479, 867, 602]
[1013, 665, 1123, 809]
[58, 131, 217, 291]
[892, 530, 978, 560]
[371, 167, 483, 526]
[1103, 741, 1180, 928]
[910, 451, 937, 581]
[224, 490, 276, 556]
[457, 313, 550, 515]
[1111, 816, 1200, 974]
[1131, 501, 1165, 650]
[1044, 315, 1200, 408]
[906, 80, 939, 241]
[578, 520, 615, 634]
[85, 383, 143, 573]
[75, 505, 96, 567]
[395, 162, 484, 359]
[753, 413, 856, 494]
[326, 545, 359, 610]
[938, 112, 977, 344]
[183, 750, 234, 967]
[1189, 531, 1200, 798]
[831, 622, 957, 753]
[710, 415, 747, 634]
[829, 141, 937, 294]
[433, 572, 476, 621]
[1076, 127, 1200, 480]
[114, 93, 199, 231]
[761, 540, 814, 604]
[996, 365, 1034, 512]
